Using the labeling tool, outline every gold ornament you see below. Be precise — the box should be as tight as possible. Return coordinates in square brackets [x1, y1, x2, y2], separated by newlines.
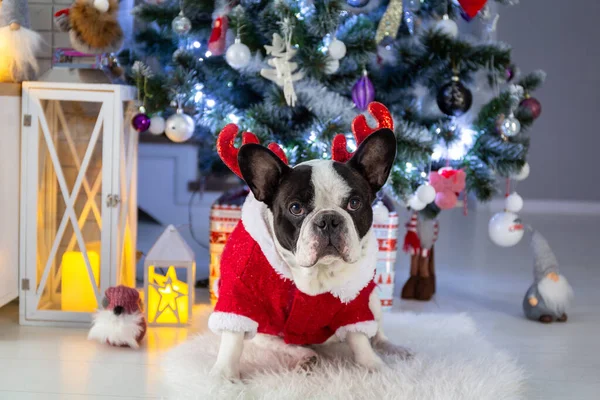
[375, 0, 403, 43]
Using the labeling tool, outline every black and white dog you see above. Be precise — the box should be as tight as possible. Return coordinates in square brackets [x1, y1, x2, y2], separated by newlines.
[209, 128, 408, 380]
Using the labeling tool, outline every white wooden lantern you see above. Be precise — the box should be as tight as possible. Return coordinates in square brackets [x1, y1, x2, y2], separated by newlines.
[19, 82, 138, 326]
[144, 225, 196, 326]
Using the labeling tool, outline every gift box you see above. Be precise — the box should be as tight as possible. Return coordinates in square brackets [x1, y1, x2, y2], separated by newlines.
[209, 187, 248, 305]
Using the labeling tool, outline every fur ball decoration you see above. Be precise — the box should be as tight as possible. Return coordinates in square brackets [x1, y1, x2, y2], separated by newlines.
[88, 285, 146, 348]
[60, 0, 124, 55]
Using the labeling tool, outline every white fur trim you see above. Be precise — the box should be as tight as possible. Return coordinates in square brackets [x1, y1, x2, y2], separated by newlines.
[335, 320, 378, 341]
[208, 312, 259, 339]
[538, 274, 574, 315]
[88, 310, 144, 349]
[241, 193, 293, 280]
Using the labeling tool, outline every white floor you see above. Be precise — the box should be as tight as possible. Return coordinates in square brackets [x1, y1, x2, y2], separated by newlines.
[1, 210, 599, 399]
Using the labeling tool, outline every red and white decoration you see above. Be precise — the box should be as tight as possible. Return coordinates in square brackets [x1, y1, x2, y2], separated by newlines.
[403, 213, 439, 257]
[372, 201, 399, 310]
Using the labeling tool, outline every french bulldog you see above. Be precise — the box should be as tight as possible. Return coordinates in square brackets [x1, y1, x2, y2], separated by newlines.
[208, 127, 409, 380]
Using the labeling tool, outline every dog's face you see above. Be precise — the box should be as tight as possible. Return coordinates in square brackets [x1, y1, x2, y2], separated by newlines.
[239, 129, 396, 269]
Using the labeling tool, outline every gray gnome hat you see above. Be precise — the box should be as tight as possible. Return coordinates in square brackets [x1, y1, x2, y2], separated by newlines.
[531, 231, 559, 282]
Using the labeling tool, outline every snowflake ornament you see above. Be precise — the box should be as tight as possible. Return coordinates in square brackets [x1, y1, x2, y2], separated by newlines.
[260, 30, 304, 107]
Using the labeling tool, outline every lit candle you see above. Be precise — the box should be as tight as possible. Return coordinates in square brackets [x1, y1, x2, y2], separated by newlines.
[61, 251, 100, 312]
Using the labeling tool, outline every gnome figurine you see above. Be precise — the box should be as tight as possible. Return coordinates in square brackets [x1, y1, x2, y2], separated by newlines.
[0, 0, 42, 82]
[88, 285, 147, 348]
[523, 231, 574, 323]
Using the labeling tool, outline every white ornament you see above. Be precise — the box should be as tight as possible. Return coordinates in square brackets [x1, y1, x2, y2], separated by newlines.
[324, 58, 339, 75]
[488, 211, 524, 247]
[328, 38, 347, 60]
[225, 38, 251, 69]
[165, 110, 194, 143]
[372, 201, 390, 224]
[435, 15, 458, 38]
[93, 0, 110, 13]
[408, 195, 426, 211]
[416, 184, 436, 204]
[505, 192, 524, 213]
[148, 115, 166, 136]
[512, 162, 530, 181]
[260, 30, 304, 107]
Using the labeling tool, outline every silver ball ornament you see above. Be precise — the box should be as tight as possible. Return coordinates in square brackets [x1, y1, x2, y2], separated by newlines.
[511, 162, 530, 181]
[225, 39, 251, 69]
[499, 114, 521, 137]
[435, 15, 458, 38]
[148, 115, 166, 135]
[325, 58, 339, 75]
[165, 110, 194, 143]
[172, 12, 192, 36]
[488, 211, 524, 247]
[505, 192, 524, 213]
[328, 38, 347, 60]
[408, 195, 426, 211]
[416, 184, 436, 204]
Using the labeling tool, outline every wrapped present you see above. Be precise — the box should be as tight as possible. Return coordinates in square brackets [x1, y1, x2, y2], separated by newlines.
[209, 187, 248, 305]
[372, 200, 399, 311]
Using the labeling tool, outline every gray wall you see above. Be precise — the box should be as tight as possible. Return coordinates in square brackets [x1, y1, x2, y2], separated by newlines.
[499, 0, 600, 201]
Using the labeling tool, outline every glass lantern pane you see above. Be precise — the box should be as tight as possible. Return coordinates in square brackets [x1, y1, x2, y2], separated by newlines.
[35, 99, 103, 312]
[117, 102, 137, 288]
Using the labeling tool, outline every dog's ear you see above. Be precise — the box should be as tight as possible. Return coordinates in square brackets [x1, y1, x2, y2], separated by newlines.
[347, 128, 397, 195]
[238, 144, 290, 205]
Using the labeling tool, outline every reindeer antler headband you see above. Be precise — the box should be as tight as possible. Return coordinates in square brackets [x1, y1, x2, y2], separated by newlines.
[217, 101, 393, 178]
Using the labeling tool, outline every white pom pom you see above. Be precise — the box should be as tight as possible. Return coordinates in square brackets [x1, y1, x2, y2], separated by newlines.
[372, 201, 389, 224]
[148, 115, 166, 135]
[328, 39, 347, 60]
[408, 195, 426, 211]
[505, 192, 524, 213]
[93, 0, 110, 13]
[488, 211, 524, 247]
[416, 184, 436, 204]
[511, 162, 530, 181]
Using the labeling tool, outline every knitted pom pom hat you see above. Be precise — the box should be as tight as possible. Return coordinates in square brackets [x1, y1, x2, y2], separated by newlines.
[104, 285, 142, 314]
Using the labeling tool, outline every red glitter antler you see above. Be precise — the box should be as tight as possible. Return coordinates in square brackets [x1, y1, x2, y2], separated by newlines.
[332, 102, 394, 163]
[217, 123, 288, 178]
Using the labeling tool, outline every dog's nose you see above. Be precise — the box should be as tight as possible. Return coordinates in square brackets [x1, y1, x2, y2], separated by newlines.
[113, 306, 124, 316]
[315, 212, 343, 233]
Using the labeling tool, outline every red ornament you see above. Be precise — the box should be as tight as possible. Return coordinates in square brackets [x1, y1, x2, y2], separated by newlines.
[208, 16, 228, 56]
[519, 97, 542, 120]
[458, 0, 488, 19]
[332, 102, 394, 162]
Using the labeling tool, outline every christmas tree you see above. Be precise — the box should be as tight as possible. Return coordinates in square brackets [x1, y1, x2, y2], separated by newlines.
[126, 0, 544, 218]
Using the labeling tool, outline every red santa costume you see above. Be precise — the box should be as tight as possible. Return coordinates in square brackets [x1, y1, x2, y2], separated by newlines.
[208, 193, 379, 346]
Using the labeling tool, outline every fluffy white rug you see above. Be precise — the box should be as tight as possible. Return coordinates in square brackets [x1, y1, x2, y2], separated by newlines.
[162, 313, 524, 400]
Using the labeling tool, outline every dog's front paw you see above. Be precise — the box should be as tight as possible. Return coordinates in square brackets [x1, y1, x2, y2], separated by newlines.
[373, 339, 413, 360]
[355, 353, 386, 371]
[210, 364, 240, 382]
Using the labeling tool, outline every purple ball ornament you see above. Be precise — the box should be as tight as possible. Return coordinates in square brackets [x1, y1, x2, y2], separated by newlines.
[352, 69, 375, 111]
[519, 96, 542, 120]
[132, 107, 151, 132]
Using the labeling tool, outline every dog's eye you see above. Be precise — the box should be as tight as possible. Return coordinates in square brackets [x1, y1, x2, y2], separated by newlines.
[347, 197, 362, 211]
[289, 202, 305, 216]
